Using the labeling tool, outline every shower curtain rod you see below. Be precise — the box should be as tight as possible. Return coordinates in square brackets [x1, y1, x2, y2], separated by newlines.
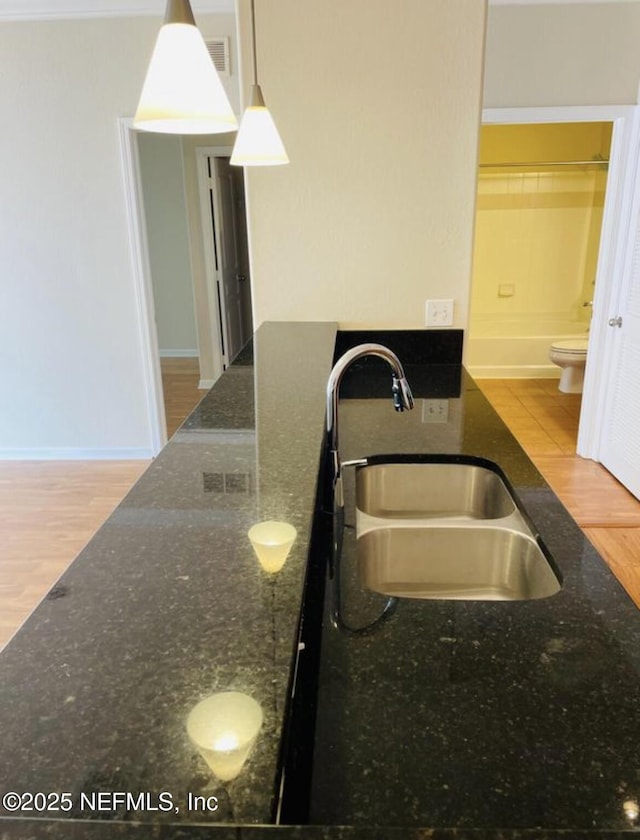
[479, 159, 609, 168]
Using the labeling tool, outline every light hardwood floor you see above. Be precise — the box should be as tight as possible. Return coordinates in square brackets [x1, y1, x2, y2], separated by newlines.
[2, 373, 640, 651]
[0, 358, 205, 650]
[160, 356, 204, 438]
[0, 460, 148, 647]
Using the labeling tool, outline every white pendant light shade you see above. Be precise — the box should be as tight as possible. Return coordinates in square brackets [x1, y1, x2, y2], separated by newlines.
[134, 0, 238, 134]
[230, 85, 289, 166]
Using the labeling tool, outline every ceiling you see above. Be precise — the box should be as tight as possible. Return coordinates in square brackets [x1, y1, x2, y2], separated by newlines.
[0, 0, 637, 22]
[0, 0, 233, 20]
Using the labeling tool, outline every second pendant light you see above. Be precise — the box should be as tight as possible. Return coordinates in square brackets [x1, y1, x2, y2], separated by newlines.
[231, 0, 289, 167]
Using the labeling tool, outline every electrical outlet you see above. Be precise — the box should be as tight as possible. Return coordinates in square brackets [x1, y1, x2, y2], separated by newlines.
[425, 299, 454, 327]
[421, 399, 449, 423]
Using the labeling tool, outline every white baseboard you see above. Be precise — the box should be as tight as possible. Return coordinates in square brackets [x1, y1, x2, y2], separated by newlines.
[0, 447, 154, 461]
[199, 379, 215, 390]
[159, 349, 199, 358]
[466, 364, 561, 379]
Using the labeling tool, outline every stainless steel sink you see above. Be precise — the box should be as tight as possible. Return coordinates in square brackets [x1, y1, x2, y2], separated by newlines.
[351, 458, 561, 602]
[356, 462, 516, 521]
[358, 526, 561, 601]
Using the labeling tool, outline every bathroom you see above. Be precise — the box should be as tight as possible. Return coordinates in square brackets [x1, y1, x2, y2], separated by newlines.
[465, 122, 612, 392]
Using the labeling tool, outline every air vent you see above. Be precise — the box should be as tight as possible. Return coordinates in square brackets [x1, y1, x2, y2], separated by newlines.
[206, 38, 230, 77]
[202, 471, 252, 495]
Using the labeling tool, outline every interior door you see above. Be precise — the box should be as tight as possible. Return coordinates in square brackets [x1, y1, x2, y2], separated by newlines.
[212, 157, 252, 364]
[598, 143, 640, 500]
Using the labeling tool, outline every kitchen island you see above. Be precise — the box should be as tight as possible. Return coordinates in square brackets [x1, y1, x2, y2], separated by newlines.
[1, 321, 640, 839]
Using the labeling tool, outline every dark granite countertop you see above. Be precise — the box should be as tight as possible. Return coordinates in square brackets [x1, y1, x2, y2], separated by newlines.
[1, 322, 640, 839]
[0, 322, 336, 832]
[307, 375, 640, 831]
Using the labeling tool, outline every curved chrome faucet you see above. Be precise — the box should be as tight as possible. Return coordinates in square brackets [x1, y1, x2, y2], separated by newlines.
[325, 343, 413, 637]
[326, 343, 414, 509]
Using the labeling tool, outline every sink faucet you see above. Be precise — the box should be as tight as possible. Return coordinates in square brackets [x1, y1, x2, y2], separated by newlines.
[326, 343, 414, 509]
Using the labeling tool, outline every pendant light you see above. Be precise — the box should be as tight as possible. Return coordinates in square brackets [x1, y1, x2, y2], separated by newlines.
[230, 0, 289, 166]
[134, 0, 237, 135]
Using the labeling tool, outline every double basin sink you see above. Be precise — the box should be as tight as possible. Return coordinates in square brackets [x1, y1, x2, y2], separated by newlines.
[354, 456, 561, 602]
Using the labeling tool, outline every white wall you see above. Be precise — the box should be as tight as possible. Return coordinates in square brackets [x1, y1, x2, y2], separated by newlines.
[484, 2, 640, 108]
[137, 133, 198, 356]
[237, 0, 488, 330]
[0, 13, 237, 457]
[8, 2, 638, 456]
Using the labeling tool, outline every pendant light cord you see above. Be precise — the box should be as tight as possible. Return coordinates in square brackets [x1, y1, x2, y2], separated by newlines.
[250, 0, 259, 87]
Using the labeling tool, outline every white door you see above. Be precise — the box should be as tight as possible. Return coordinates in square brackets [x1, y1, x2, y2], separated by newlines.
[211, 157, 252, 364]
[598, 123, 640, 500]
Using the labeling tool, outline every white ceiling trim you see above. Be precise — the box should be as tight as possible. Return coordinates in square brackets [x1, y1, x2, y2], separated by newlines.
[0, 0, 234, 21]
[1, 0, 636, 19]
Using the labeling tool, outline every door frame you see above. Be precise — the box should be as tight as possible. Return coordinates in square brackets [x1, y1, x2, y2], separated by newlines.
[119, 121, 237, 453]
[196, 148, 233, 376]
[118, 117, 167, 455]
[190, 144, 235, 387]
[479, 105, 639, 461]
[199, 153, 254, 365]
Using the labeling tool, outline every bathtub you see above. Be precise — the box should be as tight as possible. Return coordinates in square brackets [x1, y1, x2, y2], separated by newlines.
[464, 318, 590, 379]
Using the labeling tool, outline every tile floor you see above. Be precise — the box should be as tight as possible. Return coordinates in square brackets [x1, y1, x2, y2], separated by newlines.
[477, 378, 640, 607]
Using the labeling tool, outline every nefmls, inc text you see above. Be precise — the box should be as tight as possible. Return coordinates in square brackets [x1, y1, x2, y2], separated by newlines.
[79, 792, 219, 813]
[1, 791, 219, 815]
[79, 792, 176, 812]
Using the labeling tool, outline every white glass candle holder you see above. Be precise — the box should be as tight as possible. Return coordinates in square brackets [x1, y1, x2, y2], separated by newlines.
[186, 692, 263, 782]
[248, 521, 297, 574]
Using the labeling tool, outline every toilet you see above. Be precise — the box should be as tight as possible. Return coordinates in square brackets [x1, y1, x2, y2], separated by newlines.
[549, 338, 589, 394]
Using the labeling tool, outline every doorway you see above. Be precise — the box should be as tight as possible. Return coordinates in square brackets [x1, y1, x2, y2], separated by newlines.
[137, 139, 252, 437]
[466, 105, 640, 502]
[467, 121, 612, 380]
[197, 153, 253, 368]
[118, 120, 253, 451]
[136, 132, 204, 439]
